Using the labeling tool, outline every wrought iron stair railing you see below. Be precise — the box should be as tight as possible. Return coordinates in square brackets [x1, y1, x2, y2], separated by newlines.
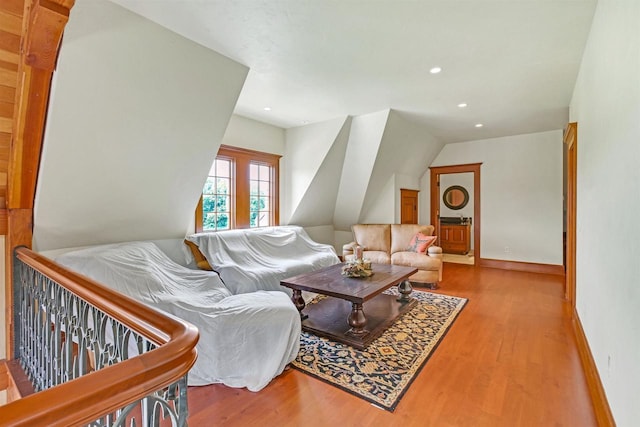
[0, 247, 199, 426]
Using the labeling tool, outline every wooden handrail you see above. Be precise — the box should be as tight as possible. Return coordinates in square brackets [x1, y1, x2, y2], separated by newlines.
[0, 247, 199, 426]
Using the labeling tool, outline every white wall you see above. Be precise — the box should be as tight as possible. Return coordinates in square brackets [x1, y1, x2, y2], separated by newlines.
[282, 109, 443, 249]
[360, 173, 421, 225]
[569, 1, 640, 425]
[360, 175, 395, 224]
[334, 110, 389, 230]
[419, 172, 432, 225]
[222, 114, 285, 155]
[359, 111, 444, 224]
[302, 225, 336, 248]
[284, 116, 349, 225]
[432, 130, 563, 265]
[33, 0, 248, 251]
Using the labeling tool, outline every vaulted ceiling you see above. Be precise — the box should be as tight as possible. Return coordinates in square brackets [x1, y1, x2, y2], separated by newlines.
[111, 0, 597, 143]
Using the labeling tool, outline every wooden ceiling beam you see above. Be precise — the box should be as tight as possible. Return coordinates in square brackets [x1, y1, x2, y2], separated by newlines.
[8, 0, 73, 211]
[5, 0, 75, 359]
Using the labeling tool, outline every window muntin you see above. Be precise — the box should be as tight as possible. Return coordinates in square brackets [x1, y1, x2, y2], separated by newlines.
[249, 162, 273, 228]
[202, 157, 232, 231]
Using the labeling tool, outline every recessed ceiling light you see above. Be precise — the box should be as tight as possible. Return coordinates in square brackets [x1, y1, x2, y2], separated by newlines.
[263, 107, 272, 111]
[429, 67, 442, 74]
[475, 123, 484, 128]
[458, 103, 468, 108]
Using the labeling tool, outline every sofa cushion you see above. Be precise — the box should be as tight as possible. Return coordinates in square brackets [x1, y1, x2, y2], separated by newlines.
[407, 233, 437, 253]
[390, 224, 434, 254]
[391, 251, 441, 271]
[352, 224, 390, 252]
[362, 250, 391, 265]
[184, 239, 214, 271]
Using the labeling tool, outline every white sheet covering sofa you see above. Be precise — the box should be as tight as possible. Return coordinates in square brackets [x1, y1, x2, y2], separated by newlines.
[48, 226, 339, 392]
[183, 225, 340, 295]
[53, 240, 301, 392]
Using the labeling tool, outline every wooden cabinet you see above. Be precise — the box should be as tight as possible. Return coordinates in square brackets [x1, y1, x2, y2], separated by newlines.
[440, 224, 471, 254]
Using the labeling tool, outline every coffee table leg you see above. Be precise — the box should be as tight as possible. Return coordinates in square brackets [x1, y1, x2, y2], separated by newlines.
[397, 280, 413, 302]
[291, 289, 308, 320]
[347, 303, 368, 336]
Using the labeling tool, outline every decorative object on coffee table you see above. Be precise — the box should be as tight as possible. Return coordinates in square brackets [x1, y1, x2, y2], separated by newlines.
[291, 288, 467, 412]
[341, 259, 373, 277]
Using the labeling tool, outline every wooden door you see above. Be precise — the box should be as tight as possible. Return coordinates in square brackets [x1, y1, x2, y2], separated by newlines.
[400, 189, 419, 224]
[565, 123, 577, 306]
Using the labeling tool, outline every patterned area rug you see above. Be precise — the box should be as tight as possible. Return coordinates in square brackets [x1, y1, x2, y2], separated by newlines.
[291, 289, 467, 412]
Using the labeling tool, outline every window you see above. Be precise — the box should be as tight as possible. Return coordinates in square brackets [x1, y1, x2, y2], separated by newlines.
[201, 157, 233, 231]
[196, 145, 280, 232]
[250, 162, 273, 227]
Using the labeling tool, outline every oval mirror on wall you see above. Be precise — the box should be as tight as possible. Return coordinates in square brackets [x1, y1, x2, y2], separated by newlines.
[443, 185, 469, 210]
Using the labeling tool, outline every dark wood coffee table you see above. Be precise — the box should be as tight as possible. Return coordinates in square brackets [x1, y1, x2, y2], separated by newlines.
[280, 263, 418, 349]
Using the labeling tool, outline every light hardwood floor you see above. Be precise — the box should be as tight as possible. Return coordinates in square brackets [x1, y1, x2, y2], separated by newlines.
[187, 263, 596, 426]
[442, 253, 475, 265]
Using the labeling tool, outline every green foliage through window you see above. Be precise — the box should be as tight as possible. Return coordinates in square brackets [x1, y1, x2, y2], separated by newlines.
[202, 159, 232, 231]
[249, 162, 272, 228]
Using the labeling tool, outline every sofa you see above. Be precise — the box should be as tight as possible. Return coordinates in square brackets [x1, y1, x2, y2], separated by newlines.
[44, 227, 339, 392]
[184, 225, 340, 296]
[51, 240, 301, 392]
[343, 224, 443, 289]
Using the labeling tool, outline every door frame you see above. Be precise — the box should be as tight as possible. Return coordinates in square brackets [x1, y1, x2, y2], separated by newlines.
[430, 163, 482, 266]
[564, 123, 577, 306]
